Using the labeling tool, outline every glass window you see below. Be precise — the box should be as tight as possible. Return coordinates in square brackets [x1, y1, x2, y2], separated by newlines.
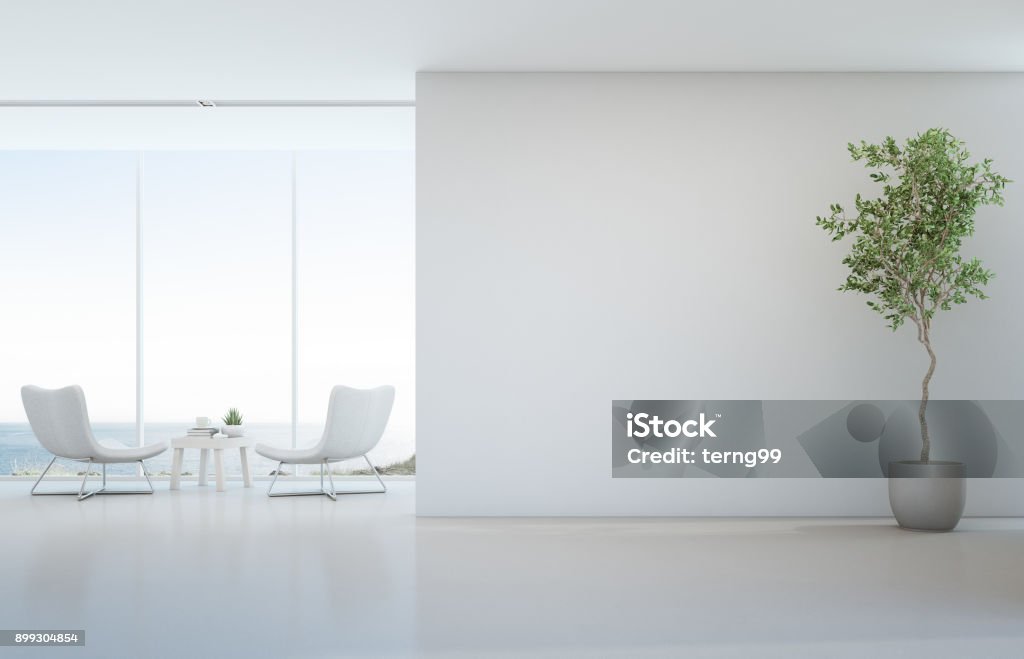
[0, 147, 415, 479]
[142, 152, 292, 476]
[296, 150, 415, 474]
[0, 151, 136, 475]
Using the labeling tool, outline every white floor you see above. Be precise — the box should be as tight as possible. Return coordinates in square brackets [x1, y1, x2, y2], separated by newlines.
[1, 481, 1023, 658]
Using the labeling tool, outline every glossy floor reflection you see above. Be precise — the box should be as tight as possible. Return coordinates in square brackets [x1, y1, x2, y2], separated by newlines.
[1, 481, 1023, 658]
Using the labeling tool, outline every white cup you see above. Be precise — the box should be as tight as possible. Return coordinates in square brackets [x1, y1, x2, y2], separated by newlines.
[195, 416, 211, 428]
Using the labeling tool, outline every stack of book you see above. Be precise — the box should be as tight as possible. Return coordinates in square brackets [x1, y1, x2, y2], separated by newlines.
[187, 427, 218, 438]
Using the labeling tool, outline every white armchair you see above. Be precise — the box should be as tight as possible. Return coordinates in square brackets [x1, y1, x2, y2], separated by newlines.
[255, 385, 395, 500]
[21, 385, 168, 500]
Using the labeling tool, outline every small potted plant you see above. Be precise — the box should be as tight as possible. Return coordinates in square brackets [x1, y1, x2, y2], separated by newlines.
[221, 408, 245, 438]
[817, 128, 1010, 531]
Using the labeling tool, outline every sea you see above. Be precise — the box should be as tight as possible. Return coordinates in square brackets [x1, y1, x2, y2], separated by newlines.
[0, 422, 414, 477]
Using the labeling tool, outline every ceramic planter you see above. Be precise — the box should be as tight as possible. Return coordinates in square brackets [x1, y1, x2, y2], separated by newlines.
[888, 460, 966, 531]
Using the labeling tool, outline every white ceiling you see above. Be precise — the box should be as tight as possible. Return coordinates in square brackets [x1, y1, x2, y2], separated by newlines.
[1, 0, 1022, 101]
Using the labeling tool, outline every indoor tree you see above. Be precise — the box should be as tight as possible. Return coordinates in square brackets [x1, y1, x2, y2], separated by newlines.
[816, 128, 1009, 463]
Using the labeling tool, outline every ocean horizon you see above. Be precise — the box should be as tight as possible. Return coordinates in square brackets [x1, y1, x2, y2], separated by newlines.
[0, 422, 415, 477]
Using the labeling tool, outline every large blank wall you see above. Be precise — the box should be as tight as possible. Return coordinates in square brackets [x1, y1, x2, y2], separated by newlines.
[417, 73, 1024, 516]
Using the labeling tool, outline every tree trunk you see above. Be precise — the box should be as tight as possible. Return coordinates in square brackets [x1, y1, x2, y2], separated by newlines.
[918, 331, 937, 463]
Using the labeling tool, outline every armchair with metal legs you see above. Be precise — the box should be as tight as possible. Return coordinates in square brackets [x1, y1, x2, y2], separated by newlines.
[255, 385, 395, 500]
[21, 385, 168, 501]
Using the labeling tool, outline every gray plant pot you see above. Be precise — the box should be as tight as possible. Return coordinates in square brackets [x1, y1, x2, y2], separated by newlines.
[888, 460, 966, 531]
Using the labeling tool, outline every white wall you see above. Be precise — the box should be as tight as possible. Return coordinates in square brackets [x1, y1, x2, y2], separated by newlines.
[417, 73, 1024, 516]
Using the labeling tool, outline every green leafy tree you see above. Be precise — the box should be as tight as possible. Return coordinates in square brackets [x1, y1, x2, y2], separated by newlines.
[816, 128, 1009, 463]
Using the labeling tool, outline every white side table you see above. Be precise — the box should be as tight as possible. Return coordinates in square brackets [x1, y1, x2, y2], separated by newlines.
[169, 436, 256, 492]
